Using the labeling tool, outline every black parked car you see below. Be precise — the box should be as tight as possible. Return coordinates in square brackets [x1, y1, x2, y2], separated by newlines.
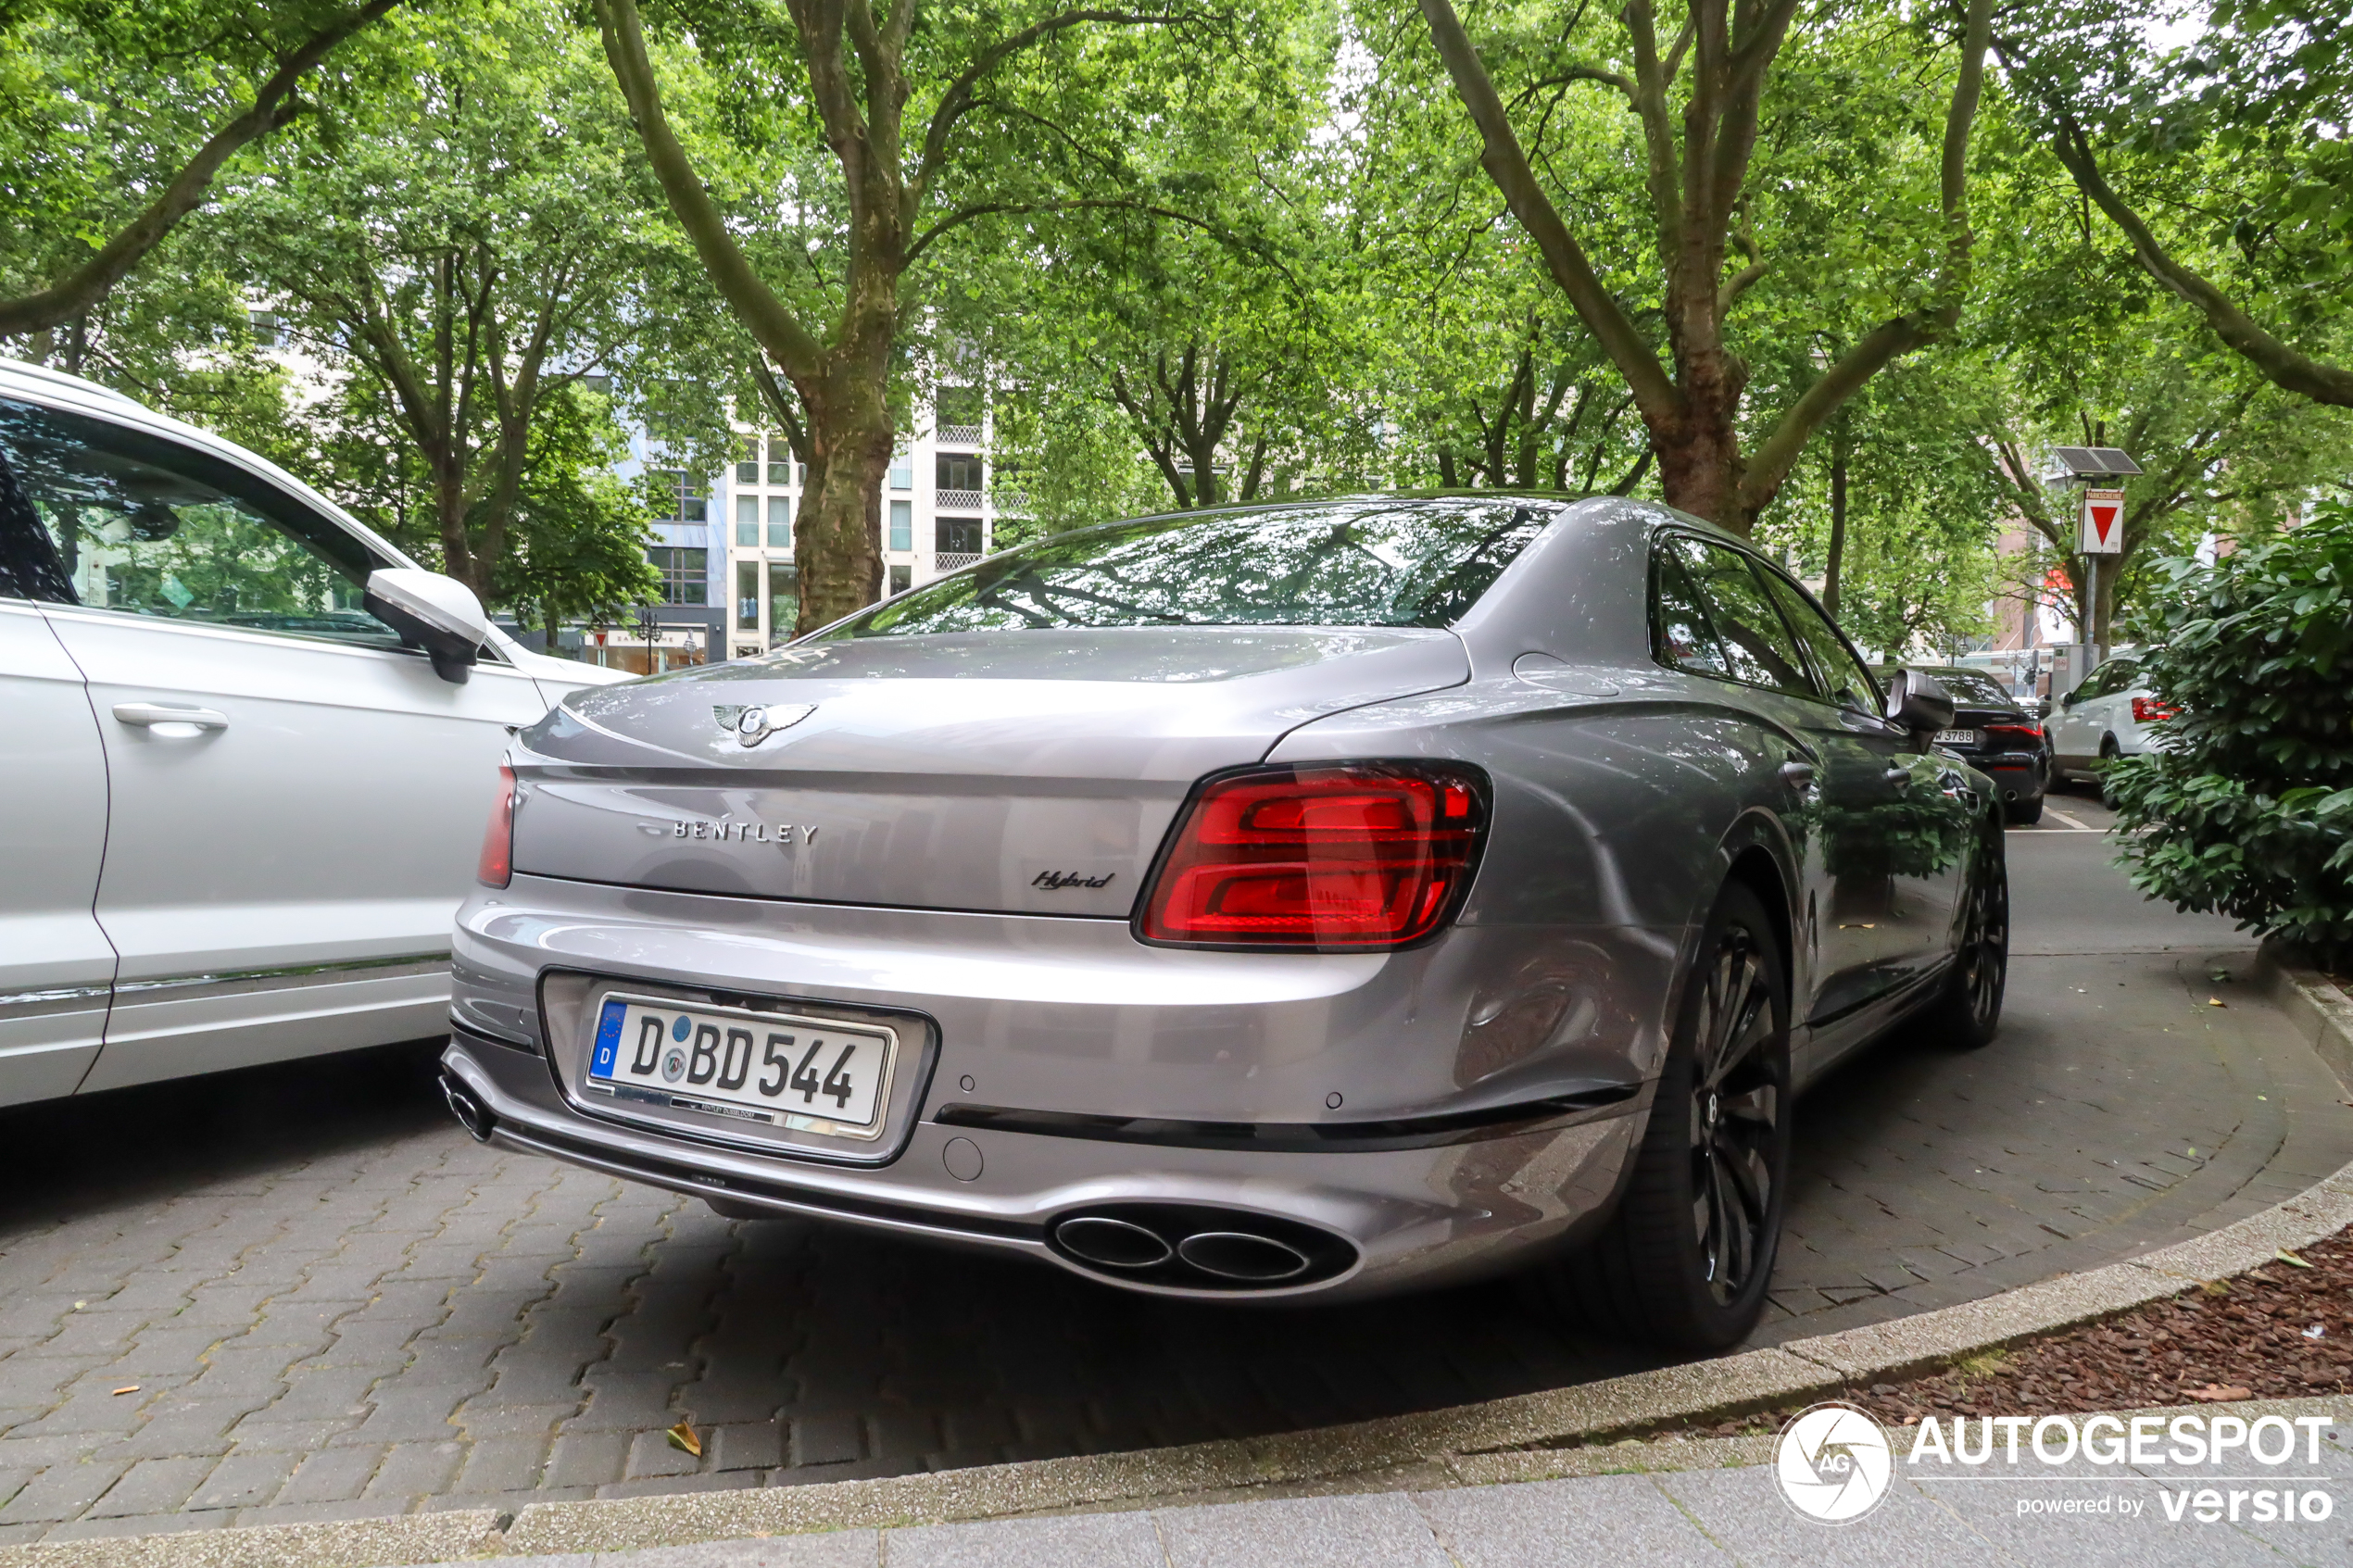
[1874, 666, 2051, 823]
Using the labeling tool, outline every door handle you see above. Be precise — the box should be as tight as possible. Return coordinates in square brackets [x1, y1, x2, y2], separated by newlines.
[1779, 759, 1818, 788]
[113, 702, 229, 734]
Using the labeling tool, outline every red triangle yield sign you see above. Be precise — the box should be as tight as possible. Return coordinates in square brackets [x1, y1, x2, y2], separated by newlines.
[2088, 500, 2121, 546]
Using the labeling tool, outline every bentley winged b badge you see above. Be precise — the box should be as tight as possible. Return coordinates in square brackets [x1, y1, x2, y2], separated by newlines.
[715, 703, 817, 747]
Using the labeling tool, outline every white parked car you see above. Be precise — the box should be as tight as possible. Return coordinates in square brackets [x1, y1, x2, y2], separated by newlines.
[0, 358, 627, 1109]
[2046, 654, 2170, 787]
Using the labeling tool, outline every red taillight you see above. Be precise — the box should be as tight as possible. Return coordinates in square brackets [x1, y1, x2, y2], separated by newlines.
[1984, 723, 2042, 745]
[1138, 764, 1488, 950]
[2130, 696, 2178, 723]
[477, 764, 516, 887]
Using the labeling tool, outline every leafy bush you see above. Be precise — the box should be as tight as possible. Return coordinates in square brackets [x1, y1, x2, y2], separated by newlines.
[2107, 502, 2353, 969]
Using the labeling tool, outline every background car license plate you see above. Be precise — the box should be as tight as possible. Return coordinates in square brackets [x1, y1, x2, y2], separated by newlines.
[1935, 728, 1982, 746]
[585, 997, 893, 1136]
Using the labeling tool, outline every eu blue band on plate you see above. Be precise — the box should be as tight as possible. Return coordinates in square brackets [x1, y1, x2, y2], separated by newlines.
[592, 1000, 625, 1076]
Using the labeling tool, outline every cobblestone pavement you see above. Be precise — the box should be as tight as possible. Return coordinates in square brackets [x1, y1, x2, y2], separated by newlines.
[4, 812, 2348, 1546]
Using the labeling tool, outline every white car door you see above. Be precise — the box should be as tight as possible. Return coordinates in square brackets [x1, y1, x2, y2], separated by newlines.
[0, 390, 550, 1092]
[0, 597, 116, 1106]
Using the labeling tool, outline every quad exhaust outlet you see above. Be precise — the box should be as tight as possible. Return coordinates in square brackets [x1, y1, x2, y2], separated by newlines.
[1049, 1203, 1352, 1290]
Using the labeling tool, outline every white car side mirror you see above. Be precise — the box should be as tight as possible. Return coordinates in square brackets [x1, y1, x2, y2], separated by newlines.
[366, 568, 489, 684]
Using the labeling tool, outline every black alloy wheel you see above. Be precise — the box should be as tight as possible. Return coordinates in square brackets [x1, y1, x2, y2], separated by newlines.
[2097, 735, 2123, 807]
[1548, 882, 1791, 1350]
[1682, 922, 1785, 1307]
[1932, 820, 2008, 1049]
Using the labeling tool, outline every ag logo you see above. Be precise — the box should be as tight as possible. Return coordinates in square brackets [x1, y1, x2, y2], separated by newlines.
[1775, 1401, 1894, 1524]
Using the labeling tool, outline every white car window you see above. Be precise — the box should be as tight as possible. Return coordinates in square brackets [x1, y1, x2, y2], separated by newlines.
[0, 395, 403, 651]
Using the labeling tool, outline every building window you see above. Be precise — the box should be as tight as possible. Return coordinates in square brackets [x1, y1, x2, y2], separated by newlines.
[735, 495, 758, 546]
[888, 564, 911, 595]
[648, 470, 707, 524]
[766, 439, 793, 488]
[936, 517, 983, 556]
[937, 452, 983, 492]
[247, 309, 282, 348]
[888, 499, 912, 552]
[736, 438, 760, 485]
[767, 495, 791, 547]
[767, 561, 799, 643]
[736, 559, 760, 631]
[890, 453, 912, 491]
[646, 546, 708, 605]
[936, 385, 983, 444]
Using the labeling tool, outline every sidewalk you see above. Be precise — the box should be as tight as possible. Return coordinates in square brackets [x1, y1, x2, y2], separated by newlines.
[399, 1407, 2353, 1567]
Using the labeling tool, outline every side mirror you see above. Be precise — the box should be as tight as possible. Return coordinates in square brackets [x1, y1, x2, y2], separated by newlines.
[2059, 686, 2080, 709]
[366, 568, 488, 684]
[1882, 667, 1957, 736]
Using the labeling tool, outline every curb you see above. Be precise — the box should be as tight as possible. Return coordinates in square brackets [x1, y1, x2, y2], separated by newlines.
[8, 957, 2352, 1567]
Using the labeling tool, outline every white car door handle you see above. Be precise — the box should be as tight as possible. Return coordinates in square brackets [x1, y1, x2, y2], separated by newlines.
[113, 702, 230, 733]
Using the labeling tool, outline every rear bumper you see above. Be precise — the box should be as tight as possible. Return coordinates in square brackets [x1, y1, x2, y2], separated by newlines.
[446, 873, 1666, 1301]
[1962, 755, 2046, 797]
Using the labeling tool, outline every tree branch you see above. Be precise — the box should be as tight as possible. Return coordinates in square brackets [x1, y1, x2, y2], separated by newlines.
[594, 0, 825, 379]
[1418, 0, 1680, 428]
[1736, 0, 1991, 515]
[0, 0, 405, 339]
[2035, 106, 2353, 408]
[910, 8, 1189, 207]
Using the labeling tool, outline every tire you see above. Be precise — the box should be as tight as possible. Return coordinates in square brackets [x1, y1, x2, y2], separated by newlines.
[2005, 794, 2044, 825]
[2097, 736, 2122, 808]
[1928, 819, 2007, 1049]
[1546, 882, 1792, 1351]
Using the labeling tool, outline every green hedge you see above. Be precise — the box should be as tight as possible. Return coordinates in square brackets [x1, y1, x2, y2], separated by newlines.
[2107, 502, 2353, 970]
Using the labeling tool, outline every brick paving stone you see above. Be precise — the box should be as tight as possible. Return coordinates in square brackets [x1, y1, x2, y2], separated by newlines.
[84, 1455, 212, 1518]
[359, 1438, 464, 1503]
[544, 1428, 630, 1489]
[452, 1435, 549, 1495]
[274, 1443, 387, 1506]
[185, 1449, 296, 1512]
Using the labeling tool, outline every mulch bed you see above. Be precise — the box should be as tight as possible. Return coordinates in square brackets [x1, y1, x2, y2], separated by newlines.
[1700, 1225, 2353, 1436]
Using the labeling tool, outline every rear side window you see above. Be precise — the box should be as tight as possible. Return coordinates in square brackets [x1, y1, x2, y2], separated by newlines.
[0, 396, 402, 649]
[1661, 535, 1818, 701]
[1650, 543, 1731, 677]
[822, 497, 1554, 636]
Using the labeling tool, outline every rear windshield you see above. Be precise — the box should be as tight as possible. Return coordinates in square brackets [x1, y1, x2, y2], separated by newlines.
[821, 497, 1555, 639]
[1936, 671, 2016, 707]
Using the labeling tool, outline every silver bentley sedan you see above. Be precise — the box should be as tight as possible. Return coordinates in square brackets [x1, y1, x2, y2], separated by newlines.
[441, 495, 2006, 1348]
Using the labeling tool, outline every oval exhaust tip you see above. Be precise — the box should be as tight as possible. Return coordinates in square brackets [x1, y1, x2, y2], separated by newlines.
[440, 1076, 496, 1143]
[1177, 1230, 1312, 1283]
[1056, 1215, 1174, 1270]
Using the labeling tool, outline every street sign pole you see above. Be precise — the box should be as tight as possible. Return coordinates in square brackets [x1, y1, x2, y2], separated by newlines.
[2075, 486, 2126, 662]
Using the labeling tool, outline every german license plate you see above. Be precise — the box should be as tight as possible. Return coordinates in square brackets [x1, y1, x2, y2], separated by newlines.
[585, 996, 895, 1139]
[1935, 728, 1982, 747]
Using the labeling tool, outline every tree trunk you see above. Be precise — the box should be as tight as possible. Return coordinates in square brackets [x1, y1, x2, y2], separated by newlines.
[796, 368, 889, 629]
[1823, 411, 1850, 619]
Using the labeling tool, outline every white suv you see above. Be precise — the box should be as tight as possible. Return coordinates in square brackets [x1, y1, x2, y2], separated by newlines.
[0, 359, 627, 1108]
[2047, 654, 2170, 786]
